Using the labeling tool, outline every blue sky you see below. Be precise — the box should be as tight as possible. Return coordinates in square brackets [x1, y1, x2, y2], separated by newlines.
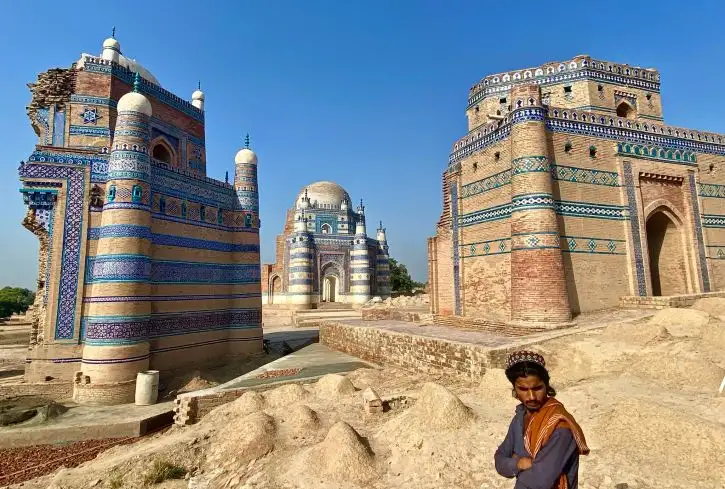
[1, 0, 723, 289]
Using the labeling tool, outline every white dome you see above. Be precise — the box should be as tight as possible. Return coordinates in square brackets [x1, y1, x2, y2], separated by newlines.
[235, 148, 257, 165]
[192, 89, 205, 100]
[117, 91, 152, 116]
[296, 181, 351, 210]
[102, 37, 120, 51]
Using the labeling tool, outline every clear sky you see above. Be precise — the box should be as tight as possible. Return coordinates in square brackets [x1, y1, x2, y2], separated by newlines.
[1, 0, 723, 289]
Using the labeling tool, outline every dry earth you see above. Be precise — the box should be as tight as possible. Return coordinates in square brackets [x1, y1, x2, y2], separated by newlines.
[10, 300, 725, 489]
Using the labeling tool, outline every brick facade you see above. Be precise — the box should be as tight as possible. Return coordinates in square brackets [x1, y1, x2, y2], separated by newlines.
[429, 55, 725, 325]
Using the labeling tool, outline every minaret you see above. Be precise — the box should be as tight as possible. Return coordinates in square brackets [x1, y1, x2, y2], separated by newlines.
[191, 81, 205, 111]
[78, 72, 153, 405]
[376, 221, 391, 299]
[509, 84, 571, 324]
[350, 199, 372, 304]
[234, 134, 259, 229]
[287, 208, 314, 309]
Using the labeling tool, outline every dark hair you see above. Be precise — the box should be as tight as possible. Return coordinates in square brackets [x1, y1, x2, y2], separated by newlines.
[505, 361, 556, 397]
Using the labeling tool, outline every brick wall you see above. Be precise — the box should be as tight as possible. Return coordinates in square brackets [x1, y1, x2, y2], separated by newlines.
[72, 378, 136, 406]
[0, 382, 73, 401]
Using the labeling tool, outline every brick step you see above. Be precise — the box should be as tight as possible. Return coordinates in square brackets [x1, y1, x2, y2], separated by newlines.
[317, 302, 353, 310]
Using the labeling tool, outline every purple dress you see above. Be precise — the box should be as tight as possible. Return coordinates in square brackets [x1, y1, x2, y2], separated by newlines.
[494, 404, 580, 489]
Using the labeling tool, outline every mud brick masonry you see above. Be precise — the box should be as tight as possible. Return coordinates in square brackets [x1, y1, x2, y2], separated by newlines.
[428, 55, 725, 327]
[17, 35, 263, 405]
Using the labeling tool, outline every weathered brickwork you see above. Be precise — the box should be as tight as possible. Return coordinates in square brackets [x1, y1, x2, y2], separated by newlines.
[17, 36, 263, 404]
[430, 55, 725, 326]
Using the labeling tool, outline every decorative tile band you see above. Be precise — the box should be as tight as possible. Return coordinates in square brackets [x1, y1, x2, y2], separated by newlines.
[82, 293, 261, 303]
[551, 164, 620, 186]
[81, 354, 150, 365]
[616, 142, 697, 165]
[623, 162, 647, 296]
[69, 125, 111, 137]
[689, 173, 711, 291]
[85, 256, 260, 284]
[511, 232, 560, 251]
[512, 156, 549, 174]
[511, 107, 546, 124]
[460, 199, 628, 227]
[706, 246, 725, 259]
[462, 235, 626, 258]
[83, 316, 149, 343]
[511, 193, 555, 212]
[702, 215, 725, 227]
[561, 236, 626, 254]
[699, 183, 725, 199]
[556, 200, 627, 220]
[460, 203, 512, 226]
[450, 180, 461, 315]
[86, 225, 259, 253]
[70, 95, 118, 108]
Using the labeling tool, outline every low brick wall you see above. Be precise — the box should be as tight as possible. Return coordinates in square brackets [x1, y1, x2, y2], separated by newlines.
[319, 321, 521, 379]
[72, 379, 136, 406]
[361, 307, 432, 323]
[0, 381, 73, 401]
[620, 291, 725, 309]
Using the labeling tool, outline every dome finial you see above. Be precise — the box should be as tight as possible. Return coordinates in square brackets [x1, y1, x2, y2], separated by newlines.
[112, 26, 116, 39]
[244, 133, 250, 149]
[198, 80, 201, 90]
[133, 72, 141, 93]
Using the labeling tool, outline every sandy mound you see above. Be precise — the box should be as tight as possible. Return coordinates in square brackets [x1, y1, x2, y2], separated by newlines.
[201, 391, 265, 425]
[280, 404, 321, 434]
[601, 320, 669, 346]
[397, 382, 473, 431]
[648, 308, 710, 337]
[207, 411, 276, 476]
[627, 349, 725, 393]
[264, 383, 311, 408]
[299, 421, 376, 483]
[702, 320, 725, 354]
[315, 374, 356, 398]
[691, 297, 725, 318]
[591, 399, 725, 487]
[478, 368, 513, 401]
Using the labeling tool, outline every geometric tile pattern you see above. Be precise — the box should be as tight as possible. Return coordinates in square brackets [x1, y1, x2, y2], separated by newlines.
[698, 183, 725, 198]
[460, 199, 628, 227]
[689, 173, 710, 291]
[86, 256, 262, 284]
[511, 193, 555, 211]
[702, 215, 725, 227]
[19, 160, 85, 340]
[461, 169, 512, 198]
[450, 179, 461, 315]
[550, 164, 620, 186]
[623, 162, 647, 296]
[511, 232, 560, 250]
[512, 156, 549, 174]
[461, 238, 510, 258]
[616, 142, 697, 165]
[556, 200, 627, 219]
[561, 236, 626, 255]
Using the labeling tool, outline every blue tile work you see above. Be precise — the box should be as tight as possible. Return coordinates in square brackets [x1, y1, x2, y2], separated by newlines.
[83, 292, 261, 303]
[622, 162, 647, 296]
[82, 309, 262, 344]
[450, 179, 461, 315]
[703, 215, 725, 227]
[69, 125, 109, 137]
[689, 173, 711, 292]
[616, 142, 697, 165]
[34, 108, 50, 144]
[153, 167, 237, 209]
[551, 164, 620, 186]
[460, 199, 628, 227]
[511, 231, 560, 251]
[86, 256, 261, 284]
[87, 225, 259, 253]
[461, 235, 626, 257]
[79, 107, 101, 124]
[19, 158, 86, 339]
[70, 95, 118, 108]
[461, 169, 511, 198]
[706, 246, 725, 259]
[510, 107, 546, 124]
[699, 184, 725, 198]
[512, 156, 549, 174]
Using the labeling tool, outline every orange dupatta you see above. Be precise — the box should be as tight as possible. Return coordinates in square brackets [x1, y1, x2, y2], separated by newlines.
[523, 398, 589, 489]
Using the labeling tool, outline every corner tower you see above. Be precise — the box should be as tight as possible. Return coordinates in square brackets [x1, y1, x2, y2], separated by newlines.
[77, 73, 153, 405]
[350, 200, 372, 304]
[376, 221, 391, 298]
[234, 134, 260, 229]
[509, 84, 571, 324]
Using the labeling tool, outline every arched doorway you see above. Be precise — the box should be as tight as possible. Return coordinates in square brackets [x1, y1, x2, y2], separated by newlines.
[152, 144, 172, 163]
[270, 275, 281, 304]
[322, 275, 338, 303]
[646, 210, 687, 296]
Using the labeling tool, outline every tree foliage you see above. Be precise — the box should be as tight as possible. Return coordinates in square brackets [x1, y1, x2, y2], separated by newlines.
[0, 287, 35, 319]
[388, 258, 422, 294]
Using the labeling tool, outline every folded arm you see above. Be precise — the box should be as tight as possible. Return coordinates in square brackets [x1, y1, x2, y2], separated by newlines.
[515, 428, 577, 489]
[494, 420, 520, 478]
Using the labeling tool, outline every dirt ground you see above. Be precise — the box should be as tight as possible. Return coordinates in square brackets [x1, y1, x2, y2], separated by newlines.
[9, 300, 725, 489]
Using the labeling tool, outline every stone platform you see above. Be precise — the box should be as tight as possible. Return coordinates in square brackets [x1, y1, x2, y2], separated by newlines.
[319, 309, 651, 379]
[0, 401, 174, 448]
[620, 290, 725, 309]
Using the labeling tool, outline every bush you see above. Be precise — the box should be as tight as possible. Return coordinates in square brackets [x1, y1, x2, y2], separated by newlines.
[143, 460, 186, 485]
[0, 287, 35, 319]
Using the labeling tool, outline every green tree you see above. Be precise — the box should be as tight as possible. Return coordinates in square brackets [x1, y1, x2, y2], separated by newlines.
[0, 287, 35, 319]
[389, 258, 418, 294]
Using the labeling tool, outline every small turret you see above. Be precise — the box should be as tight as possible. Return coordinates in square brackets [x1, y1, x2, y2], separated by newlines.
[376, 220, 387, 242]
[101, 28, 121, 64]
[340, 198, 349, 211]
[191, 81, 205, 111]
[375, 220, 391, 299]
